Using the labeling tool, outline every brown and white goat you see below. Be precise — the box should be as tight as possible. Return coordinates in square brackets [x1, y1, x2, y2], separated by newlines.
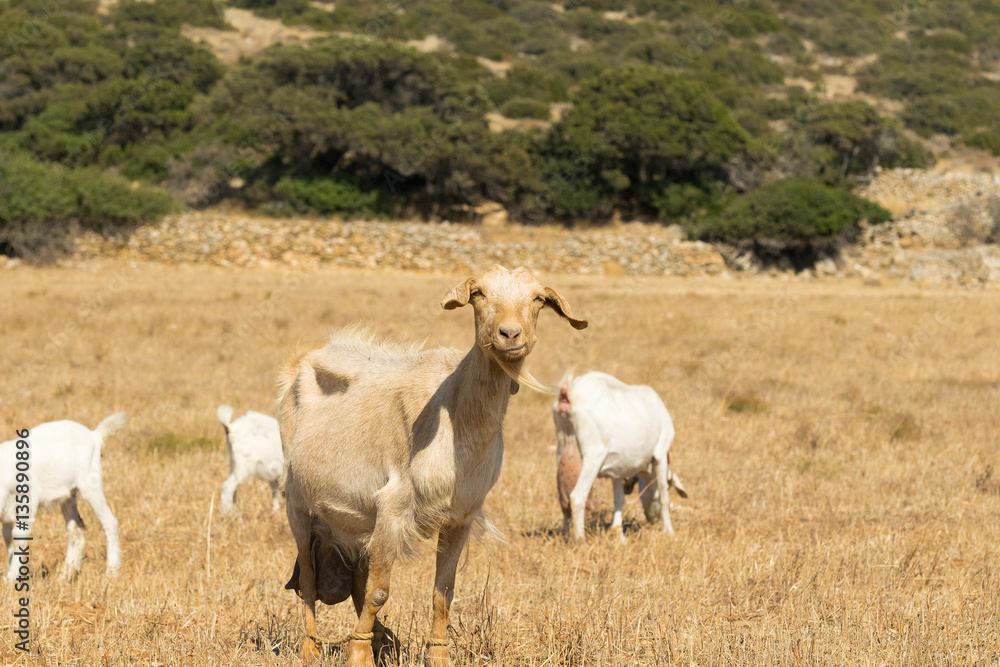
[278, 265, 587, 666]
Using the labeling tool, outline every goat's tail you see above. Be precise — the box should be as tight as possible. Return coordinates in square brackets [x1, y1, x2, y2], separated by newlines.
[667, 450, 688, 499]
[277, 341, 319, 408]
[217, 404, 235, 428]
[276, 343, 316, 493]
[94, 412, 129, 442]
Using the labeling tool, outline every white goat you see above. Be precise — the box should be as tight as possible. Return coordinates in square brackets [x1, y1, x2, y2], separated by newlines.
[279, 265, 586, 667]
[217, 405, 283, 515]
[553, 372, 687, 542]
[1, 412, 127, 581]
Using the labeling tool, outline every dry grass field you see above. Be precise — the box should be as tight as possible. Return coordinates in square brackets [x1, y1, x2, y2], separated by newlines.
[1, 260, 998, 666]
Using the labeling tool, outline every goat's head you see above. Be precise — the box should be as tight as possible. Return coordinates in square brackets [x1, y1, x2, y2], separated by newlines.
[442, 266, 587, 386]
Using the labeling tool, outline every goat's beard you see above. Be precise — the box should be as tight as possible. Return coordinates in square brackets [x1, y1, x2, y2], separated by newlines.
[491, 354, 554, 396]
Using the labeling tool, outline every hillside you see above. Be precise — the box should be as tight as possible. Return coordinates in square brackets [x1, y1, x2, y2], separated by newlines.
[2, 0, 1000, 265]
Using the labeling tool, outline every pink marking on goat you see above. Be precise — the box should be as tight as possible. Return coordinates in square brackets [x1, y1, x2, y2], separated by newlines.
[555, 389, 594, 516]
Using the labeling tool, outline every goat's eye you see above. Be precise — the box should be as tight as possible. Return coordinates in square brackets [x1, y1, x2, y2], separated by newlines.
[469, 289, 483, 298]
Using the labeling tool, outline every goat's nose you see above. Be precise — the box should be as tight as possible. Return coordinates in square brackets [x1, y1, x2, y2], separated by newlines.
[498, 324, 522, 341]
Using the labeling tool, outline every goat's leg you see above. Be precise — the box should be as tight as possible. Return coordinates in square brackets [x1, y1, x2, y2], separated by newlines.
[268, 480, 281, 512]
[2, 522, 13, 581]
[427, 522, 472, 667]
[77, 483, 120, 573]
[287, 504, 322, 662]
[569, 454, 603, 541]
[347, 533, 395, 667]
[652, 455, 675, 536]
[219, 470, 244, 516]
[610, 478, 627, 545]
[637, 472, 662, 524]
[61, 494, 86, 581]
[350, 556, 391, 662]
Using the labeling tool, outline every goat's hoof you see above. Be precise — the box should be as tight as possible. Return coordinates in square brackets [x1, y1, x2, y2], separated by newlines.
[425, 643, 452, 667]
[299, 638, 322, 663]
[345, 638, 375, 667]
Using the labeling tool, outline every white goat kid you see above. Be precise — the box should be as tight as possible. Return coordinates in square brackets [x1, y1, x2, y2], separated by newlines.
[1, 412, 127, 581]
[279, 265, 587, 667]
[217, 405, 283, 515]
[553, 372, 687, 542]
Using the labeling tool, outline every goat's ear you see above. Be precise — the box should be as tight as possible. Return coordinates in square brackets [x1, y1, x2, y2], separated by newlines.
[544, 287, 588, 329]
[441, 278, 475, 310]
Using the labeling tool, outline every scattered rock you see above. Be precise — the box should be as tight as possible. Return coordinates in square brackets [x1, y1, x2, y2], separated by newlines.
[814, 257, 838, 276]
[474, 201, 508, 228]
[663, 224, 686, 241]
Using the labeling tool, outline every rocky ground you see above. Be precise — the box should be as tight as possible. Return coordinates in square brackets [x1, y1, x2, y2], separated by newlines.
[66, 212, 728, 277]
[4, 168, 1000, 286]
[848, 168, 1000, 286]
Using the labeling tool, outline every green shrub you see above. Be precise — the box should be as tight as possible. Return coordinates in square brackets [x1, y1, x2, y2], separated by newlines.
[783, 100, 932, 182]
[557, 65, 751, 202]
[486, 62, 572, 107]
[692, 177, 890, 262]
[499, 98, 551, 120]
[111, 0, 230, 30]
[0, 151, 175, 257]
[964, 127, 1000, 156]
[650, 182, 726, 221]
[273, 176, 380, 216]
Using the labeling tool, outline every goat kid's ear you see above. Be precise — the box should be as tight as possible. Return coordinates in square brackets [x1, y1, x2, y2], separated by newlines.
[441, 278, 476, 310]
[544, 287, 588, 330]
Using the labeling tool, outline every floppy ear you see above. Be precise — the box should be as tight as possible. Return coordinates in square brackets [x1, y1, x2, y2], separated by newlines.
[544, 287, 588, 329]
[441, 278, 476, 310]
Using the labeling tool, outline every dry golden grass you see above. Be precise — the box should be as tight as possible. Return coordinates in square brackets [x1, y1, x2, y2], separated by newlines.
[1, 260, 998, 666]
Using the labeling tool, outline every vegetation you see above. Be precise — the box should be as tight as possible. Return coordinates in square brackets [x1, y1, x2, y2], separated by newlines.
[3, 0, 1000, 260]
[692, 177, 891, 264]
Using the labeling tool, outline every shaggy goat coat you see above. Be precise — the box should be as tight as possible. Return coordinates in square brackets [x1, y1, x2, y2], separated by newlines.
[279, 266, 587, 666]
[281, 327, 511, 600]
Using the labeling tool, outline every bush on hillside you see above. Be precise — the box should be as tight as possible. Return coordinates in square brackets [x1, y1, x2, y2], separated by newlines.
[271, 176, 380, 216]
[499, 98, 551, 120]
[0, 151, 175, 258]
[552, 65, 752, 217]
[691, 177, 890, 265]
[782, 100, 932, 182]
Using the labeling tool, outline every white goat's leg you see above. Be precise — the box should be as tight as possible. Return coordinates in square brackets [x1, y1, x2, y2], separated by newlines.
[77, 484, 120, 573]
[268, 480, 281, 512]
[652, 456, 675, 536]
[2, 522, 13, 581]
[570, 455, 603, 541]
[219, 471, 243, 516]
[611, 479, 627, 545]
[60, 495, 86, 581]
[427, 522, 472, 667]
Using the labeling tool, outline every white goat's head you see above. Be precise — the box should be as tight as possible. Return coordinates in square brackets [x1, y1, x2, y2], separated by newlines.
[442, 266, 587, 389]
